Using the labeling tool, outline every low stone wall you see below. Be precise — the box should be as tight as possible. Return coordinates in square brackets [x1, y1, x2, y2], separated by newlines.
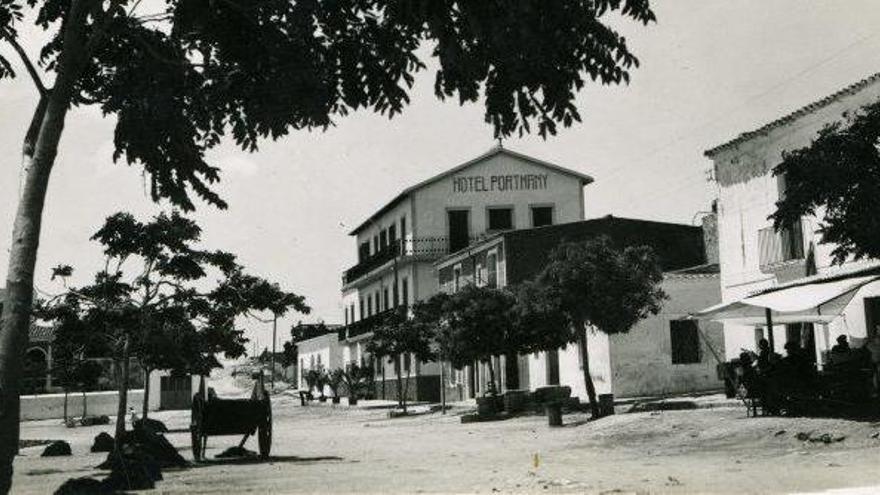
[21, 390, 153, 421]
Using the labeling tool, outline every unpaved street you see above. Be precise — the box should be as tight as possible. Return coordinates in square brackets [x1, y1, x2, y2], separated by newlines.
[13, 395, 880, 494]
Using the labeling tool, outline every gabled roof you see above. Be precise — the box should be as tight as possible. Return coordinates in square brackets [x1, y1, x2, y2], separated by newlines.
[349, 146, 594, 235]
[705, 72, 880, 158]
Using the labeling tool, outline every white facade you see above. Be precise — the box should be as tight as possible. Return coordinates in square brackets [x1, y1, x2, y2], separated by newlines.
[707, 73, 880, 361]
[339, 147, 592, 401]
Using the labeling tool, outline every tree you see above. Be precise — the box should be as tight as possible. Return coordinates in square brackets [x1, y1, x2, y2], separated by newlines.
[41, 211, 308, 448]
[438, 285, 518, 397]
[0, 1, 655, 488]
[770, 100, 880, 264]
[366, 309, 435, 412]
[527, 236, 666, 418]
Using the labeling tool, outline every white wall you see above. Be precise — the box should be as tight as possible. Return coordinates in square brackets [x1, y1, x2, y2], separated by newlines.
[411, 152, 585, 239]
[711, 77, 880, 359]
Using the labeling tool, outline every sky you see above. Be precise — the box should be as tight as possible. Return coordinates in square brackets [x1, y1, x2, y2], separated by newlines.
[3, 1, 880, 353]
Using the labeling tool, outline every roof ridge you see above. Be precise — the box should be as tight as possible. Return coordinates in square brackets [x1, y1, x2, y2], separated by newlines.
[348, 147, 593, 235]
[705, 71, 880, 157]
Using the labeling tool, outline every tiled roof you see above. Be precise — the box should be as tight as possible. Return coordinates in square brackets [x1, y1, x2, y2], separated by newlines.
[29, 325, 56, 343]
[705, 72, 880, 157]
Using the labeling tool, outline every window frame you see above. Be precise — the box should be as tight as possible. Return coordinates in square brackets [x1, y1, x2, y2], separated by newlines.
[486, 205, 515, 232]
[530, 204, 555, 228]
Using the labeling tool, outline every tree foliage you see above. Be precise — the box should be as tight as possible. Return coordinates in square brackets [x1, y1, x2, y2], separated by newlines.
[40, 211, 308, 434]
[0, 0, 655, 211]
[525, 236, 666, 417]
[538, 237, 666, 335]
[771, 100, 880, 264]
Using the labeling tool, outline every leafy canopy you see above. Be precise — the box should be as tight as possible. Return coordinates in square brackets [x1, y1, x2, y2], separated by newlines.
[535, 236, 666, 334]
[41, 211, 309, 376]
[771, 100, 880, 264]
[1, 0, 654, 211]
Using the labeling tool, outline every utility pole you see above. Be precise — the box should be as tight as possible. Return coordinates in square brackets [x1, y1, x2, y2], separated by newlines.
[271, 313, 278, 391]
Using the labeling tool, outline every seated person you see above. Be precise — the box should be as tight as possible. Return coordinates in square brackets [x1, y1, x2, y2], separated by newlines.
[756, 338, 781, 375]
[781, 341, 817, 392]
[830, 335, 853, 364]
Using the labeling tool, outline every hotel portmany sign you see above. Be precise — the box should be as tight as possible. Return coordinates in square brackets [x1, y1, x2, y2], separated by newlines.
[452, 173, 548, 193]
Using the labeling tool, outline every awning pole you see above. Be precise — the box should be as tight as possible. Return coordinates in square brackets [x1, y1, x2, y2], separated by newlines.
[765, 307, 775, 351]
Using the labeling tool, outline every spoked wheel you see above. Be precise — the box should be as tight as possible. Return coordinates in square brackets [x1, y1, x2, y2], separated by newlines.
[191, 395, 205, 461]
[258, 398, 272, 460]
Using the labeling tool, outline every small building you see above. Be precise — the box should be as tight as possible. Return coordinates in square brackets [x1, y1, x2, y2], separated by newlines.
[434, 216, 725, 401]
[701, 72, 880, 363]
[296, 325, 344, 391]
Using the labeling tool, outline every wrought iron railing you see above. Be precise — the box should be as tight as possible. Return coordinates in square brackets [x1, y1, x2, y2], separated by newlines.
[339, 308, 400, 341]
[343, 235, 492, 285]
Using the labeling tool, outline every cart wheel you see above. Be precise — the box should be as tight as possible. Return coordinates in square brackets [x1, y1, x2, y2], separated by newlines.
[258, 398, 272, 459]
[191, 395, 204, 461]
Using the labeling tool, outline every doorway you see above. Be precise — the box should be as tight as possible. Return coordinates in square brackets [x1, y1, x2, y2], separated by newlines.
[448, 209, 470, 253]
[865, 297, 880, 339]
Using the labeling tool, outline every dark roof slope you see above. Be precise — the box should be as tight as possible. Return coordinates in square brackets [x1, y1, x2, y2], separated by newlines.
[503, 216, 706, 285]
[705, 72, 880, 157]
[349, 146, 594, 235]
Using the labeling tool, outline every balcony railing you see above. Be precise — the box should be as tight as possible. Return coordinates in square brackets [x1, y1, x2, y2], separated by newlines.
[343, 235, 489, 285]
[339, 308, 401, 341]
[758, 220, 805, 271]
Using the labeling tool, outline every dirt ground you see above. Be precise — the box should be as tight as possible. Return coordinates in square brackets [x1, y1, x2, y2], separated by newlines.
[12, 394, 880, 494]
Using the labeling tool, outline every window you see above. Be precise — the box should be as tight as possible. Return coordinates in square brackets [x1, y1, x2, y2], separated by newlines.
[383, 288, 389, 311]
[367, 295, 373, 317]
[360, 298, 365, 320]
[401, 277, 409, 307]
[448, 209, 470, 253]
[453, 266, 462, 292]
[404, 353, 411, 373]
[373, 235, 380, 254]
[488, 207, 513, 231]
[400, 216, 406, 238]
[486, 252, 498, 289]
[388, 225, 397, 243]
[393, 283, 399, 307]
[375, 291, 381, 313]
[358, 242, 370, 261]
[531, 206, 553, 227]
[379, 229, 388, 251]
[344, 308, 349, 325]
[670, 320, 701, 364]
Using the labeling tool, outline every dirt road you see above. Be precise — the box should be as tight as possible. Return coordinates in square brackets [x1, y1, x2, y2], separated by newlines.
[13, 395, 880, 494]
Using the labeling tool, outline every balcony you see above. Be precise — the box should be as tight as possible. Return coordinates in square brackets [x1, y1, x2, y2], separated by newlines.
[758, 220, 805, 272]
[343, 236, 487, 285]
[339, 308, 400, 341]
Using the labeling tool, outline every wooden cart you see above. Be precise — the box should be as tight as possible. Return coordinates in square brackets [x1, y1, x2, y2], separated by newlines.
[190, 372, 272, 461]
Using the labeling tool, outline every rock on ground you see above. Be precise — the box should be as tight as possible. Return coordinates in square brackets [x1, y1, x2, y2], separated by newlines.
[90, 432, 114, 453]
[41, 441, 72, 457]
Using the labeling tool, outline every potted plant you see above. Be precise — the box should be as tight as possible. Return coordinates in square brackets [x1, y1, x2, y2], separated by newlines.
[341, 363, 371, 406]
[327, 368, 344, 404]
[315, 369, 329, 402]
[304, 367, 323, 401]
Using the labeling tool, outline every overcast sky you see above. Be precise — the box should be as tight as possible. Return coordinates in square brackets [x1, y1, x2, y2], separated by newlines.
[3, 1, 880, 353]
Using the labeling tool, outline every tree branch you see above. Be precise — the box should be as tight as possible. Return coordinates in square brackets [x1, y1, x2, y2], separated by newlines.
[0, 29, 47, 95]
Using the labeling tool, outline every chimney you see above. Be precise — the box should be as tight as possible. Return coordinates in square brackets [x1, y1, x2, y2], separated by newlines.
[701, 201, 719, 265]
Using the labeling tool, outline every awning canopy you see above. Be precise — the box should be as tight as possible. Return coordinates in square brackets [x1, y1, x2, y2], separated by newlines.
[691, 274, 880, 326]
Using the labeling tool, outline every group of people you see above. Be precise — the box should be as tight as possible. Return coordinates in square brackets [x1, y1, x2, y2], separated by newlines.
[736, 332, 880, 414]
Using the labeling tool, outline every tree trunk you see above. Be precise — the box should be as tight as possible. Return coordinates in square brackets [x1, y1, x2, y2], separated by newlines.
[0, 5, 88, 491]
[576, 325, 600, 419]
[81, 390, 87, 419]
[63, 389, 69, 424]
[114, 338, 131, 450]
[395, 356, 405, 412]
[141, 367, 151, 420]
[486, 358, 497, 397]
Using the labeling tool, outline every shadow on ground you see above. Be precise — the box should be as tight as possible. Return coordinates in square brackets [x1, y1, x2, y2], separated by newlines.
[182, 455, 344, 469]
